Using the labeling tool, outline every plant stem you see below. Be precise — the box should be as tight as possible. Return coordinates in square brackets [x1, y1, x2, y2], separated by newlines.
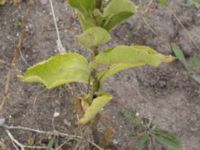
[96, 0, 103, 9]
[89, 46, 101, 144]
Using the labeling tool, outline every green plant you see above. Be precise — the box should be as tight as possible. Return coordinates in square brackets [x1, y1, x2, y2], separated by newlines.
[122, 110, 182, 150]
[157, 0, 167, 6]
[186, 0, 200, 8]
[171, 43, 200, 84]
[18, 0, 175, 147]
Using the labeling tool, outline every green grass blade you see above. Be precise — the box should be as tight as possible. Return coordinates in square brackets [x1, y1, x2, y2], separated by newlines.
[137, 132, 150, 150]
[154, 129, 182, 150]
[171, 43, 189, 71]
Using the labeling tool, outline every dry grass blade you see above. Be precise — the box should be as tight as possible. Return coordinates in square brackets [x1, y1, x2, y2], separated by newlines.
[0, 0, 33, 110]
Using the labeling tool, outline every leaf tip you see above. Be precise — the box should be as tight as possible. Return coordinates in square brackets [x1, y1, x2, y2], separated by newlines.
[163, 55, 176, 63]
[17, 74, 24, 80]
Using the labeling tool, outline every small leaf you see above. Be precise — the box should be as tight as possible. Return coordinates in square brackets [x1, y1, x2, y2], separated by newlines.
[155, 135, 182, 150]
[47, 138, 55, 149]
[78, 12, 96, 30]
[103, 0, 137, 31]
[171, 43, 189, 71]
[153, 129, 182, 150]
[122, 110, 142, 126]
[68, 0, 96, 30]
[157, 0, 167, 6]
[192, 75, 200, 84]
[94, 45, 175, 68]
[186, 0, 200, 9]
[79, 94, 112, 125]
[137, 132, 150, 150]
[68, 0, 95, 16]
[153, 129, 180, 145]
[103, 12, 133, 31]
[18, 53, 91, 89]
[103, 0, 137, 17]
[77, 27, 111, 49]
[189, 56, 198, 71]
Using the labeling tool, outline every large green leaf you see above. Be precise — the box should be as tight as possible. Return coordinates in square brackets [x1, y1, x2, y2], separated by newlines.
[94, 46, 175, 82]
[77, 27, 111, 49]
[18, 53, 91, 89]
[79, 94, 112, 125]
[93, 45, 175, 71]
[103, 0, 137, 17]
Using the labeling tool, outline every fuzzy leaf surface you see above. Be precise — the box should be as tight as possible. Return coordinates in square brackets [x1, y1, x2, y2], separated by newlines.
[94, 46, 175, 81]
[18, 53, 91, 89]
[78, 12, 96, 30]
[103, 0, 137, 30]
[103, 0, 137, 17]
[103, 12, 133, 31]
[68, 0, 95, 16]
[79, 94, 112, 125]
[97, 63, 143, 82]
[77, 27, 111, 49]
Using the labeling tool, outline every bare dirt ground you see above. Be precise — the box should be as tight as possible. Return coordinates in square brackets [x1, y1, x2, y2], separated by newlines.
[0, 0, 200, 150]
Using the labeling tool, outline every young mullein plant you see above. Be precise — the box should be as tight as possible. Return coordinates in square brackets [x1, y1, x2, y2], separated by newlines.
[19, 0, 175, 137]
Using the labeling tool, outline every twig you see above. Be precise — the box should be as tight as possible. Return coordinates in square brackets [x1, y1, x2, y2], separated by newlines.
[0, 59, 6, 64]
[5, 129, 48, 149]
[0, 0, 33, 110]
[55, 140, 70, 150]
[167, 6, 200, 51]
[1, 124, 104, 150]
[19, 49, 31, 66]
[5, 129, 25, 150]
[49, 0, 66, 54]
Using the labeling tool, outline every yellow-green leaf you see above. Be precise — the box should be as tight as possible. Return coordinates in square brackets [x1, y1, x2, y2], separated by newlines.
[79, 94, 112, 125]
[68, 0, 96, 30]
[94, 45, 175, 67]
[77, 27, 111, 49]
[103, 12, 134, 31]
[0, 0, 6, 5]
[97, 64, 143, 82]
[68, 0, 95, 16]
[78, 12, 96, 30]
[103, 0, 137, 31]
[18, 53, 91, 89]
[103, 0, 137, 17]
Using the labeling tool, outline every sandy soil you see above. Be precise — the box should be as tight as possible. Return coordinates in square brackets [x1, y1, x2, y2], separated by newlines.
[0, 0, 200, 150]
